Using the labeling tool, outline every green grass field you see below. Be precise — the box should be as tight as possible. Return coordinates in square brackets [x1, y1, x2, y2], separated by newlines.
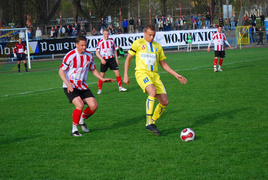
[0, 47, 267, 179]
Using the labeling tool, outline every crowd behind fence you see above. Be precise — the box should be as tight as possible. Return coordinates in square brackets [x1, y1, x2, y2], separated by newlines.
[1, 12, 267, 47]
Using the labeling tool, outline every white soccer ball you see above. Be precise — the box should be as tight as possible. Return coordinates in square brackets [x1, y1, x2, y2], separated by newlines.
[180, 128, 196, 142]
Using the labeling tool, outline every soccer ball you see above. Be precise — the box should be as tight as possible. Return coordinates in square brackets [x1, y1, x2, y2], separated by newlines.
[180, 128, 195, 142]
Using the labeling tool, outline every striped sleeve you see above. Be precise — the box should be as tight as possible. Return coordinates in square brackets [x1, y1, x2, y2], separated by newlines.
[60, 50, 75, 70]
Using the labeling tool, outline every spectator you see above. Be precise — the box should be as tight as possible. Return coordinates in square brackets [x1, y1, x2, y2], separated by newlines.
[129, 17, 135, 33]
[158, 19, 164, 31]
[244, 14, 249, 25]
[66, 25, 72, 37]
[80, 20, 85, 29]
[164, 19, 169, 31]
[19, 30, 25, 40]
[266, 26, 268, 43]
[92, 28, 98, 36]
[122, 18, 128, 33]
[224, 18, 230, 31]
[27, 29, 33, 40]
[180, 17, 183, 26]
[161, 16, 166, 30]
[183, 22, 187, 30]
[54, 26, 58, 38]
[100, 28, 104, 35]
[251, 13, 256, 26]
[248, 25, 253, 43]
[155, 16, 159, 31]
[108, 24, 114, 35]
[59, 25, 66, 37]
[72, 28, 78, 37]
[79, 26, 86, 36]
[177, 23, 182, 30]
[256, 28, 264, 45]
[252, 25, 258, 42]
[198, 14, 203, 29]
[219, 17, 224, 27]
[117, 26, 123, 34]
[191, 14, 196, 29]
[260, 13, 265, 26]
[74, 22, 79, 30]
[50, 27, 55, 38]
[110, 27, 115, 35]
[136, 17, 143, 33]
[230, 14, 235, 30]
[35, 27, 42, 40]
[206, 12, 211, 28]
[167, 15, 173, 30]
[174, 18, 179, 30]
[100, 18, 106, 29]
[181, 15, 186, 24]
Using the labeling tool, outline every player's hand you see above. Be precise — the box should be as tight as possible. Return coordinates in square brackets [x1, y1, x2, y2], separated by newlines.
[101, 59, 106, 65]
[229, 45, 232, 48]
[67, 83, 74, 93]
[103, 78, 114, 83]
[176, 75, 187, 84]
[207, 47, 210, 52]
[123, 77, 129, 86]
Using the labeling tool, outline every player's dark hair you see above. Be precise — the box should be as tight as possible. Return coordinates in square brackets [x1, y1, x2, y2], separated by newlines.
[144, 25, 155, 32]
[218, 25, 223, 28]
[75, 35, 87, 43]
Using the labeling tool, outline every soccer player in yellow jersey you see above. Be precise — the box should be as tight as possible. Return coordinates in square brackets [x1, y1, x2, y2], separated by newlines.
[123, 25, 187, 135]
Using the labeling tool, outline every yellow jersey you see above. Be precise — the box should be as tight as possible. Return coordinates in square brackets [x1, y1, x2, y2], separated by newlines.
[128, 38, 166, 72]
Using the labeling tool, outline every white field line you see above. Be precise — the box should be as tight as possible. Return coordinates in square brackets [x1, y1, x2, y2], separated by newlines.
[2, 57, 265, 97]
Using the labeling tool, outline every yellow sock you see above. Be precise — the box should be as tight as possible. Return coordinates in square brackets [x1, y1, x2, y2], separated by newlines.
[146, 96, 155, 126]
[152, 103, 166, 124]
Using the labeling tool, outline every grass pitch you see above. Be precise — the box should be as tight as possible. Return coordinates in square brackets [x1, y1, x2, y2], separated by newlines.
[0, 47, 267, 179]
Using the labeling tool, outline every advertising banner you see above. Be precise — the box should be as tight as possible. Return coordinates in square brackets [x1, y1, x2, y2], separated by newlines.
[0, 29, 217, 58]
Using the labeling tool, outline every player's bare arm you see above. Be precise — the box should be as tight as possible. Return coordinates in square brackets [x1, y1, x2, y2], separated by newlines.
[114, 49, 119, 65]
[159, 60, 187, 84]
[207, 46, 210, 52]
[91, 69, 114, 83]
[96, 50, 106, 65]
[123, 54, 133, 85]
[59, 68, 74, 92]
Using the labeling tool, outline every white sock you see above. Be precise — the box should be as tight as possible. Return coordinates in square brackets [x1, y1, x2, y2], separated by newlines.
[72, 125, 78, 133]
[79, 117, 85, 124]
[218, 65, 221, 69]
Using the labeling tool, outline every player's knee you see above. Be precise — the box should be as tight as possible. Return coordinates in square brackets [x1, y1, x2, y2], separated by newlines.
[148, 91, 156, 97]
[76, 104, 84, 110]
[90, 104, 98, 112]
[114, 71, 120, 76]
[162, 99, 169, 106]
[74, 100, 85, 110]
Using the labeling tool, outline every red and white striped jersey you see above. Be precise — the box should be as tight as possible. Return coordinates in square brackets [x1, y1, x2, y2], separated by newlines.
[96, 38, 117, 59]
[209, 31, 230, 51]
[60, 48, 96, 90]
[14, 43, 27, 54]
